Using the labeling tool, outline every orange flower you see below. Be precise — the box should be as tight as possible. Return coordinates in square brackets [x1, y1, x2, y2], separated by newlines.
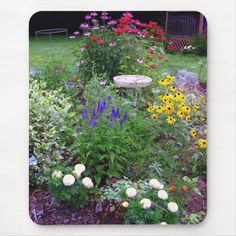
[169, 185, 176, 192]
[181, 185, 187, 192]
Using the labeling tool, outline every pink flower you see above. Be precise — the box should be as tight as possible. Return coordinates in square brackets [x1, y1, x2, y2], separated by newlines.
[80, 23, 89, 29]
[90, 12, 97, 17]
[109, 41, 117, 47]
[73, 31, 80, 35]
[85, 15, 92, 20]
[84, 32, 90, 36]
[122, 12, 133, 18]
[107, 20, 117, 26]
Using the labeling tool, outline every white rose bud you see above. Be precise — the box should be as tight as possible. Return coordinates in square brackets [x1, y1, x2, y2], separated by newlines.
[149, 179, 164, 190]
[157, 190, 168, 200]
[72, 170, 81, 178]
[160, 222, 167, 225]
[139, 198, 152, 209]
[167, 202, 178, 213]
[126, 187, 137, 198]
[82, 177, 94, 188]
[122, 201, 129, 208]
[74, 164, 86, 174]
[51, 170, 62, 178]
[63, 174, 75, 186]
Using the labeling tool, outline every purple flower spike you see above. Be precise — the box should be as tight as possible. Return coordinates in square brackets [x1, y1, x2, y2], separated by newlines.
[120, 111, 128, 126]
[93, 108, 97, 119]
[91, 119, 97, 128]
[82, 108, 88, 119]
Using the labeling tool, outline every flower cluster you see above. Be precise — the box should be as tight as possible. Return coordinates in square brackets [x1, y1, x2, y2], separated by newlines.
[80, 97, 128, 128]
[122, 178, 179, 214]
[52, 163, 94, 188]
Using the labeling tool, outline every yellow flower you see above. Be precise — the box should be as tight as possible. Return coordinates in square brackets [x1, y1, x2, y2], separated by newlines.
[158, 79, 167, 87]
[151, 114, 158, 120]
[169, 85, 177, 93]
[190, 129, 197, 138]
[166, 116, 176, 125]
[194, 104, 200, 112]
[156, 106, 164, 113]
[200, 117, 206, 122]
[183, 105, 191, 113]
[165, 105, 174, 115]
[147, 107, 155, 113]
[204, 129, 207, 134]
[185, 115, 191, 122]
[177, 110, 185, 119]
[198, 139, 207, 149]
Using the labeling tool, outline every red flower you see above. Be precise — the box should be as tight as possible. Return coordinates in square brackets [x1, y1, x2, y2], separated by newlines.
[161, 36, 167, 42]
[98, 40, 105, 45]
[144, 32, 151, 38]
[114, 28, 123, 34]
[181, 185, 187, 192]
[169, 185, 176, 192]
[157, 55, 163, 60]
[148, 49, 155, 55]
[147, 21, 157, 29]
[154, 36, 159, 42]
[83, 43, 89, 49]
[156, 28, 164, 35]
[149, 64, 156, 69]
[167, 44, 177, 50]
[90, 35, 99, 41]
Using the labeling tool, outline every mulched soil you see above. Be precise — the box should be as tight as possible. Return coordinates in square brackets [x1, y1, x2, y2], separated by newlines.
[29, 177, 207, 225]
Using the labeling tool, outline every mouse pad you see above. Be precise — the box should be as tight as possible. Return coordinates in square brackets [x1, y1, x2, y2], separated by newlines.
[29, 11, 207, 225]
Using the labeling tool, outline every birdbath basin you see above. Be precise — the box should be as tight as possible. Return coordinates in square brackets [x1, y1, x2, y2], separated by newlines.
[113, 75, 152, 107]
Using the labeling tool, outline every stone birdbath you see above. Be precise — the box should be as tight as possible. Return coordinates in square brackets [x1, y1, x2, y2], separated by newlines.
[113, 75, 152, 107]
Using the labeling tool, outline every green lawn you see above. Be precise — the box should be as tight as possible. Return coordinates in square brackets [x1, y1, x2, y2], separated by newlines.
[29, 36, 207, 83]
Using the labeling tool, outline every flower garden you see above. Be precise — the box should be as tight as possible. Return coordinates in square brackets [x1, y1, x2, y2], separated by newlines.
[29, 11, 207, 225]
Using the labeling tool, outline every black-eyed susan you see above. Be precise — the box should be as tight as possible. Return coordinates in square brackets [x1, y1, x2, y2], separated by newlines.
[151, 113, 158, 120]
[177, 110, 185, 119]
[169, 85, 177, 93]
[185, 115, 191, 122]
[200, 117, 206, 122]
[166, 116, 176, 125]
[165, 105, 174, 115]
[183, 105, 191, 113]
[147, 106, 155, 113]
[198, 139, 207, 149]
[190, 128, 197, 138]
[156, 106, 164, 113]
[194, 104, 200, 112]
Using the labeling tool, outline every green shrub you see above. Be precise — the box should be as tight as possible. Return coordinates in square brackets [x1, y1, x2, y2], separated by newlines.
[29, 79, 76, 186]
[192, 35, 207, 56]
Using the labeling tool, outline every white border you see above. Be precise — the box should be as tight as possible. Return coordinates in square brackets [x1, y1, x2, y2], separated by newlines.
[0, 0, 235, 235]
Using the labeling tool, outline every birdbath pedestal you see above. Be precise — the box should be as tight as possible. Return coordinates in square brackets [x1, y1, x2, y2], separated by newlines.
[113, 75, 152, 107]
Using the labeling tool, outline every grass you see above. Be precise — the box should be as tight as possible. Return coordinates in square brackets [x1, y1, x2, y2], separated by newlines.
[29, 36, 207, 83]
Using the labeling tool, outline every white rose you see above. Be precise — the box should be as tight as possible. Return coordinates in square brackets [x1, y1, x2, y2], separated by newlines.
[74, 164, 86, 174]
[126, 188, 137, 198]
[160, 222, 167, 225]
[72, 170, 81, 178]
[51, 170, 62, 178]
[167, 202, 178, 213]
[139, 198, 152, 209]
[122, 201, 129, 208]
[82, 177, 94, 188]
[157, 190, 168, 200]
[149, 179, 164, 190]
[63, 174, 75, 186]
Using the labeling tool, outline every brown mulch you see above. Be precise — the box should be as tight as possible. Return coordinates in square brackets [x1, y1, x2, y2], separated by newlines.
[29, 188, 123, 225]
